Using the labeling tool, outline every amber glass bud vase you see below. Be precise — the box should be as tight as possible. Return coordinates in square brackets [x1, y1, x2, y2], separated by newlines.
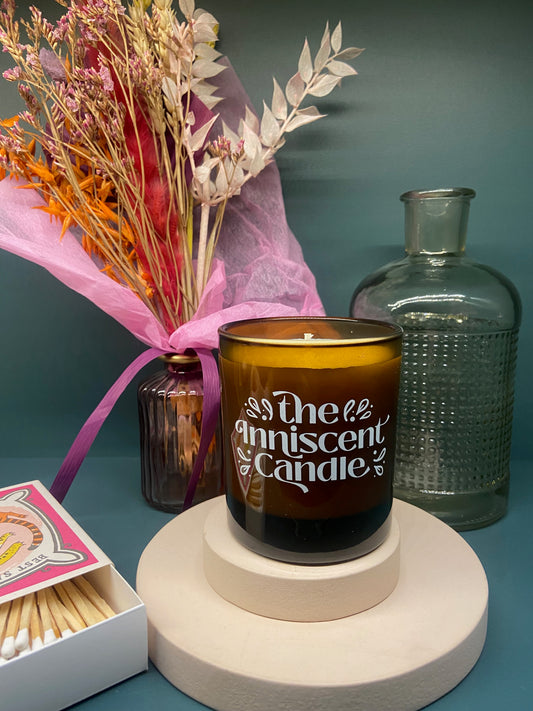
[351, 188, 521, 530]
[137, 354, 223, 512]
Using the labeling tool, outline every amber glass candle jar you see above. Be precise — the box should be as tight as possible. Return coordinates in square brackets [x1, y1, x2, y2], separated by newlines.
[218, 317, 403, 563]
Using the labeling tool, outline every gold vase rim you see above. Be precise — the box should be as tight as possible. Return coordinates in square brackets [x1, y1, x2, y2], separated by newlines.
[159, 353, 200, 364]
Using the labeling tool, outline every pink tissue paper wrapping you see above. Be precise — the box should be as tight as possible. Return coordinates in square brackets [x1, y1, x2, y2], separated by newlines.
[0, 61, 324, 352]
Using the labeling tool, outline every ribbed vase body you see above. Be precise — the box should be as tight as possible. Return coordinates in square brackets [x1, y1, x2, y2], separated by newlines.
[138, 355, 223, 512]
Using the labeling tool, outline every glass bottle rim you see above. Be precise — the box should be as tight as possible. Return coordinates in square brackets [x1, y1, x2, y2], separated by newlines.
[400, 187, 476, 201]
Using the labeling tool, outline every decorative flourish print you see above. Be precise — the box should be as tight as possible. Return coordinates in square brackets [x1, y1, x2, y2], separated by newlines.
[244, 397, 274, 422]
[373, 447, 387, 476]
[343, 398, 373, 422]
[236, 447, 252, 478]
[230, 408, 266, 498]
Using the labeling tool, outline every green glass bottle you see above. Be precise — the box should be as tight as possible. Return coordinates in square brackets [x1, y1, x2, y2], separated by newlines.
[351, 188, 521, 530]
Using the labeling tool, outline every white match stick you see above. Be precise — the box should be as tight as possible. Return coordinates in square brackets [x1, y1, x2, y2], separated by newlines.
[37, 589, 58, 645]
[45, 588, 73, 639]
[15, 592, 34, 653]
[50, 589, 85, 634]
[74, 576, 115, 619]
[1, 595, 22, 660]
[0, 601, 10, 638]
[60, 579, 106, 627]
[54, 583, 87, 630]
[0, 577, 116, 660]
[0, 601, 12, 663]
[29, 602, 43, 651]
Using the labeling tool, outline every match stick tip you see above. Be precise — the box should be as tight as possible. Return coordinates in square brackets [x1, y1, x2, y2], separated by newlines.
[31, 637, 44, 651]
[1, 636, 16, 660]
[43, 629, 57, 645]
[14, 628, 29, 652]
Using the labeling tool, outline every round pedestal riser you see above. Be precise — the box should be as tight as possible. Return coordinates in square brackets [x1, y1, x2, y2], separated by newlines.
[137, 497, 488, 711]
[203, 502, 401, 621]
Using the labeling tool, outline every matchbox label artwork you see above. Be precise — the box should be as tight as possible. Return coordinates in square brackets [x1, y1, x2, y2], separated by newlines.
[231, 390, 392, 497]
[0, 483, 99, 597]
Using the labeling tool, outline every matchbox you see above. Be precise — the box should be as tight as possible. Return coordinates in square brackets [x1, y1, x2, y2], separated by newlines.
[0, 481, 148, 711]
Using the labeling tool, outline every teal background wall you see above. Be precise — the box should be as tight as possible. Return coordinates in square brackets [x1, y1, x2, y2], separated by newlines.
[0, 0, 531, 465]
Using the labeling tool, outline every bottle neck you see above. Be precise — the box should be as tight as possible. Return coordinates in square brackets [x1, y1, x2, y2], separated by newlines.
[401, 188, 475, 256]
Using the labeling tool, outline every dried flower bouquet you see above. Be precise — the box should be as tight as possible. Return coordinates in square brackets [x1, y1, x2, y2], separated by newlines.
[0, 0, 361, 335]
[0, 0, 361, 502]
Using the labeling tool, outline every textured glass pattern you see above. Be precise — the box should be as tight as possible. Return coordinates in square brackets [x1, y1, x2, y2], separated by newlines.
[138, 358, 223, 512]
[393, 317, 518, 527]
